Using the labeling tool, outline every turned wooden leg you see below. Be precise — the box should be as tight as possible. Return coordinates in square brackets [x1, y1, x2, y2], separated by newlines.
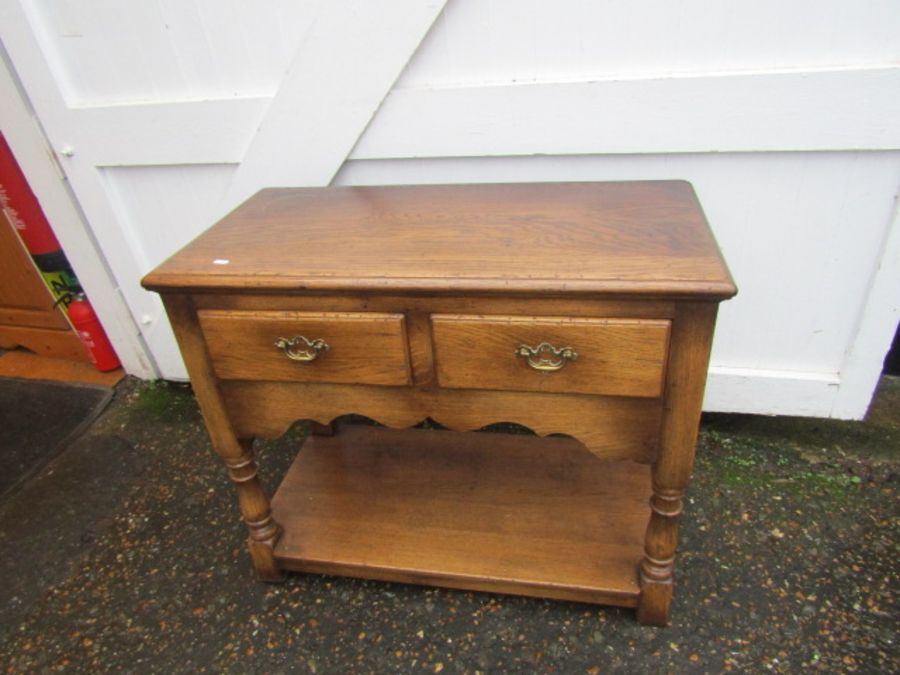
[637, 485, 683, 625]
[229, 438, 284, 581]
[162, 294, 285, 582]
[309, 421, 335, 436]
[637, 303, 717, 626]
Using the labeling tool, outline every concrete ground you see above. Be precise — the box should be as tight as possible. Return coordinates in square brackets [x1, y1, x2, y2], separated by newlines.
[0, 376, 896, 673]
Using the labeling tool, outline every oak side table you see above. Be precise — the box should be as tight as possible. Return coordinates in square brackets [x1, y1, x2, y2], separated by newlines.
[143, 181, 736, 625]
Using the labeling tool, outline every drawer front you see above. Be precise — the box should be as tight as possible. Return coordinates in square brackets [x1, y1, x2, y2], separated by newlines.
[431, 314, 670, 398]
[198, 310, 411, 386]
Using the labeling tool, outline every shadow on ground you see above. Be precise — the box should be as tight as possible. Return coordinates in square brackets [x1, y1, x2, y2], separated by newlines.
[0, 377, 896, 673]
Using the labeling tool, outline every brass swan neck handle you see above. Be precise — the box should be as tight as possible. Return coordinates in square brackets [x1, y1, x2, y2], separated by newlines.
[275, 336, 329, 363]
[515, 342, 578, 372]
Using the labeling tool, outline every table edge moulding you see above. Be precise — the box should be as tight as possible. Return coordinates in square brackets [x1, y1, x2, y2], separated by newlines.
[142, 181, 736, 626]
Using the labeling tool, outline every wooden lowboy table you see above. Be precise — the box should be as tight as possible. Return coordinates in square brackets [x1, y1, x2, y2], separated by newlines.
[143, 181, 735, 626]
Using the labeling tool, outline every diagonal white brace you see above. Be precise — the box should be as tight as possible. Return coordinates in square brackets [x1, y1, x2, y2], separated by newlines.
[218, 0, 449, 218]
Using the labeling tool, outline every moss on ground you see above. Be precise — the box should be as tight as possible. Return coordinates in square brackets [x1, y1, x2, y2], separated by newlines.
[98, 379, 200, 428]
[703, 376, 900, 463]
[699, 375, 898, 509]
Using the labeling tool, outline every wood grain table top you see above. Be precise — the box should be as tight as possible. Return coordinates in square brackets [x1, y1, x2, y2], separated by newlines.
[143, 181, 736, 299]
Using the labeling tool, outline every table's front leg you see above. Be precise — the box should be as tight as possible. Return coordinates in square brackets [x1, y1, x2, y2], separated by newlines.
[638, 302, 717, 626]
[229, 437, 284, 581]
[162, 294, 284, 581]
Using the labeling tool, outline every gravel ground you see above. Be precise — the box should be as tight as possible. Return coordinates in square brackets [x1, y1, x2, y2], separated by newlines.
[0, 376, 896, 674]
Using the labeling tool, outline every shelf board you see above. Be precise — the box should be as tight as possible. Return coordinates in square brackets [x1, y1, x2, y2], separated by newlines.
[271, 426, 651, 606]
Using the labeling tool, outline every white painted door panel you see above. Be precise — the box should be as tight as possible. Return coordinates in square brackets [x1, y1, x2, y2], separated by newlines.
[397, 0, 900, 86]
[21, 0, 319, 104]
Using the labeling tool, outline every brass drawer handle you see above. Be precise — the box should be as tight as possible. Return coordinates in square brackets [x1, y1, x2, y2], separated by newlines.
[275, 336, 329, 363]
[514, 342, 578, 372]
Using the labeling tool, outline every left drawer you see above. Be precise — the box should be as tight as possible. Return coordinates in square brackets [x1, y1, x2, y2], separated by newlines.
[197, 310, 411, 386]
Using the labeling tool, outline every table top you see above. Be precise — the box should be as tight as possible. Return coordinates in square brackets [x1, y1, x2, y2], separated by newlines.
[142, 181, 736, 299]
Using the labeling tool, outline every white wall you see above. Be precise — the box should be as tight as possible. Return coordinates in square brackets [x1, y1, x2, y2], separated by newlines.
[1, 0, 898, 418]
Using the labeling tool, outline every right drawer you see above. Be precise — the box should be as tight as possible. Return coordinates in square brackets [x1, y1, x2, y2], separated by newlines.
[431, 314, 670, 398]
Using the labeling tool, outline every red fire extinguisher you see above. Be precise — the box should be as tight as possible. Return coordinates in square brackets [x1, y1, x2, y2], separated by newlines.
[67, 294, 121, 371]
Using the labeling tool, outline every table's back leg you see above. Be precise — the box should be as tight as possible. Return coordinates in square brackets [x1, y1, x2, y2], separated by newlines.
[309, 420, 336, 436]
[162, 294, 285, 582]
[638, 302, 717, 625]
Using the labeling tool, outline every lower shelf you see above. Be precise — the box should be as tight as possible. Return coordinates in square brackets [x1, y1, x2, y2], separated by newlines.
[271, 425, 651, 607]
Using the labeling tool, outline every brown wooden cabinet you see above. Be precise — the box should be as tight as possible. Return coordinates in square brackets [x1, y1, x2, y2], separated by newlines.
[143, 181, 736, 625]
[0, 210, 86, 360]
